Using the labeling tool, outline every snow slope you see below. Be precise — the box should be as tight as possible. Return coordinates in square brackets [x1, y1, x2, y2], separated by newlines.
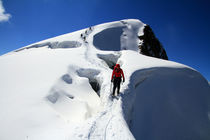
[0, 19, 210, 140]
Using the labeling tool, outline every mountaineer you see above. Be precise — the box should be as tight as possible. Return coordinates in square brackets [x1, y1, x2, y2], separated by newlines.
[111, 64, 125, 96]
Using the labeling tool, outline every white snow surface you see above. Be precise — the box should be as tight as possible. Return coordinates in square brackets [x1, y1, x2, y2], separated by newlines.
[0, 19, 210, 140]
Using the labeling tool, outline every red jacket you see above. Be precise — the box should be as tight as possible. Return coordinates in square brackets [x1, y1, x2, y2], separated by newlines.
[111, 64, 125, 81]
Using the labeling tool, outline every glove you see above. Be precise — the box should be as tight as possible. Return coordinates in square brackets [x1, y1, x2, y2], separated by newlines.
[123, 79, 125, 82]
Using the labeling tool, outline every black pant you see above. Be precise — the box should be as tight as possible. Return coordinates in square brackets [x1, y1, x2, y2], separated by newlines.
[113, 77, 121, 95]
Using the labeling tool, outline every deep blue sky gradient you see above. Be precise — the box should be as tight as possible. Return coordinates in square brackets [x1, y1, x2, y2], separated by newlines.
[0, 0, 210, 81]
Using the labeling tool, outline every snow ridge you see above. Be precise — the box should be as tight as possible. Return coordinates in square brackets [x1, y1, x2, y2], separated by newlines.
[0, 19, 210, 140]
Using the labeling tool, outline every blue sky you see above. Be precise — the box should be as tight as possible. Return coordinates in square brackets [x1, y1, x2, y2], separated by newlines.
[0, 0, 209, 81]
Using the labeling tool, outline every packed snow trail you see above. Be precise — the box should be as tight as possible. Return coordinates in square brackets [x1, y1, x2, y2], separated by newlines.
[60, 24, 135, 140]
[71, 95, 135, 140]
[70, 36, 134, 139]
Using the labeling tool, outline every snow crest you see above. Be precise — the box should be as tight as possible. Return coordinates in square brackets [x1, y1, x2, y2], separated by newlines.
[0, 19, 210, 140]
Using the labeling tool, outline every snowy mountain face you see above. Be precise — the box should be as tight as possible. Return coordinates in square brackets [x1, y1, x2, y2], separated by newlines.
[0, 19, 210, 140]
[13, 20, 167, 60]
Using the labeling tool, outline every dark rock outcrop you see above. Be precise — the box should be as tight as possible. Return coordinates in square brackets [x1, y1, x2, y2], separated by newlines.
[138, 25, 168, 60]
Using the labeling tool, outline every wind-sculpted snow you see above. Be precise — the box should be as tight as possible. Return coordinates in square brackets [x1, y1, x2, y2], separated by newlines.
[46, 65, 101, 123]
[129, 68, 210, 140]
[93, 27, 124, 51]
[0, 19, 210, 140]
[93, 19, 144, 52]
[47, 88, 74, 104]
[76, 68, 101, 96]
[61, 74, 72, 84]
[14, 41, 82, 52]
[52, 41, 82, 49]
[97, 52, 121, 69]
[119, 51, 210, 140]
